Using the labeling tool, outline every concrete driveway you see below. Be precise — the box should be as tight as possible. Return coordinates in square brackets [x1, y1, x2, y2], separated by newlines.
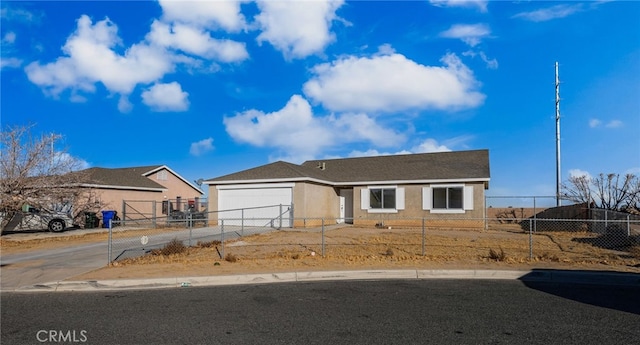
[0, 225, 260, 290]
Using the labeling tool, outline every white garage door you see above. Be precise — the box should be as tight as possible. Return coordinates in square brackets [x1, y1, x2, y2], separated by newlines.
[218, 184, 293, 227]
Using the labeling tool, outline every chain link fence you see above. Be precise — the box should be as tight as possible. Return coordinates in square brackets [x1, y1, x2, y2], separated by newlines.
[121, 198, 208, 228]
[106, 210, 640, 269]
[106, 204, 294, 262]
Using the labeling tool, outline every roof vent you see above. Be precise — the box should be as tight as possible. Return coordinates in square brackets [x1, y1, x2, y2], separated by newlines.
[317, 162, 326, 170]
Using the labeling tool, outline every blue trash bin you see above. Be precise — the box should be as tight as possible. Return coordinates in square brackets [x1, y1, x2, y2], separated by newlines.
[102, 210, 116, 228]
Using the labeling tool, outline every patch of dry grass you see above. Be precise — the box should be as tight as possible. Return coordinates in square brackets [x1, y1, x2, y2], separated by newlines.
[8, 225, 639, 281]
[104, 228, 640, 276]
[488, 247, 506, 261]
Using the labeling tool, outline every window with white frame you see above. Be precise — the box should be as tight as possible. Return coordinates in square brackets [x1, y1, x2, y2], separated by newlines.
[423, 185, 473, 213]
[361, 186, 404, 213]
[432, 186, 463, 209]
[370, 188, 396, 209]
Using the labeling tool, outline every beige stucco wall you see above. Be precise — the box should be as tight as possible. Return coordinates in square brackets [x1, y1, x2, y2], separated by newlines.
[207, 181, 487, 229]
[87, 168, 203, 223]
[206, 186, 219, 224]
[146, 169, 202, 201]
[353, 182, 486, 228]
[292, 182, 339, 226]
[93, 188, 162, 219]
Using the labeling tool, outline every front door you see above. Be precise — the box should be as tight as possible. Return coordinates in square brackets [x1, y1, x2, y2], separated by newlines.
[339, 189, 354, 224]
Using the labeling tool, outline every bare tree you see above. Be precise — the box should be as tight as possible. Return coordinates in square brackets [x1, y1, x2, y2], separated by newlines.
[1, 124, 99, 231]
[562, 173, 640, 211]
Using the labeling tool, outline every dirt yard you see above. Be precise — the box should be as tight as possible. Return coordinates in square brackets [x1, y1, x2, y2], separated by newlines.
[10, 225, 620, 281]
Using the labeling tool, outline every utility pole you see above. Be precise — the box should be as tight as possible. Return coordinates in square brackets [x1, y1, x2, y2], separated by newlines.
[555, 62, 561, 207]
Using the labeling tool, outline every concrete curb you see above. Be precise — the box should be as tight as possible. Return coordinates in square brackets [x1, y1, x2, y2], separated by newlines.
[8, 269, 639, 292]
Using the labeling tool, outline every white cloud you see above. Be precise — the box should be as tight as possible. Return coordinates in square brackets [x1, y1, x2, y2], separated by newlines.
[347, 137, 452, 158]
[462, 50, 498, 69]
[224, 95, 332, 161]
[377, 43, 395, 55]
[147, 20, 248, 62]
[141, 82, 190, 112]
[441, 135, 475, 149]
[605, 120, 623, 128]
[3, 31, 16, 44]
[512, 4, 584, 22]
[429, 0, 488, 12]
[330, 113, 405, 148]
[223, 95, 405, 162]
[589, 118, 623, 129]
[25, 15, 173, 98]
[190, 137, 214, 156]
[23, 12, 249, 112]
[412, 139, 451, 153]
[158, 0, 248, 32]
[54, 152, 91, 171]
[1, 7, 41, 23]
[224, 94, 465, 162]
[118, 95, 133, 113]
[347, 149, 411, 158]
[1, 57, 22, 70]
[303, 51, 485, 113]
[254, 0, 344, 59]
[440, 23, 491, 47]
[569, 169, 592, 180]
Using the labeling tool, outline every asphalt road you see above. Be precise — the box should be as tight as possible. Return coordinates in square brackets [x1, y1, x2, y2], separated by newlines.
[2, 279, 639, 344]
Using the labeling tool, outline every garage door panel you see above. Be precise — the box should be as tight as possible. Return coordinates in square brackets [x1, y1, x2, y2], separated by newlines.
[218, 188, 292, 227]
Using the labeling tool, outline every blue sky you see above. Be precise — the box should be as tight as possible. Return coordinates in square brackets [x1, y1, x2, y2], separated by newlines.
[1, 0, 639, 203]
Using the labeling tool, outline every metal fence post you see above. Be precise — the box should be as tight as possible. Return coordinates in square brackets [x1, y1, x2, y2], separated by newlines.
[121, 200, 126, 224]
[108, 219, 113, 264]
[279, 204, 283, 230]
[241, 209, 244, 236]
[188, 213, 193, 247]
[483, 196, 487, 231]
[627, 215, 631, 236]
[221, 219, 225, 259]
[152, 201, 157, 228]
[421, 217, 426, 256]
[533, 197, 537, 233]
[321, 218, 325, 257]
[529, 219, 533, 259]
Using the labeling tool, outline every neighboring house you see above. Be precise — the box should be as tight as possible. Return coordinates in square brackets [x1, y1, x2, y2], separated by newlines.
[205, 150, 490, 227]
[79, 165, 203, 222]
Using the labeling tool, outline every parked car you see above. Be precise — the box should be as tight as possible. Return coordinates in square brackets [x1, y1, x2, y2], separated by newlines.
[40, 210, 75, 232]
[2, 206, 76, 233]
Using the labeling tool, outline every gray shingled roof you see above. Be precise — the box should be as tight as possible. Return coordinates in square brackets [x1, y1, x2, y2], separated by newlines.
[207, 150, 490, 185]
[80, 166, 166, 190]
[206, 161, 327, 182]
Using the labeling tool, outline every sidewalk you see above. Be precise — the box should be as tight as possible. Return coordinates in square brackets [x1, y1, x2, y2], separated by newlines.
[8, 269, 640, 292]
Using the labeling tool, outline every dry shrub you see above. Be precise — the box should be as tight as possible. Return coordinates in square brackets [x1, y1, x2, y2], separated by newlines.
[488, 247, 506, 261]
[538, 252, 560, 262]
[225, 253, 238, 263]
[153, 238, 187, 256]
[197, 240, 221, 248]
[629, 245, 640, 259]
[385, 247, 394, 256]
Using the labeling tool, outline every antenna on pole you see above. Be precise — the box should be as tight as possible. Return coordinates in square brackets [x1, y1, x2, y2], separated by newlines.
[555, 62, 562, 207]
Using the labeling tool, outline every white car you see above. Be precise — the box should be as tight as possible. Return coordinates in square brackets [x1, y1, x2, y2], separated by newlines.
[39, 211, 75, 232]
[3, 207, 76, 233]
